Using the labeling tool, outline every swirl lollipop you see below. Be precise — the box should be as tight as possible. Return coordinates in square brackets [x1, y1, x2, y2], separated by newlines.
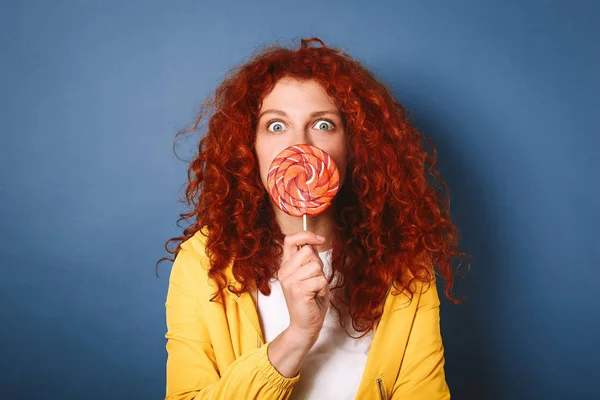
[267, 144, 340, 231]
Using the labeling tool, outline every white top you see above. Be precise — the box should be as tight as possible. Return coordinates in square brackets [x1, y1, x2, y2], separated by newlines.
[257, 249, 374, 399]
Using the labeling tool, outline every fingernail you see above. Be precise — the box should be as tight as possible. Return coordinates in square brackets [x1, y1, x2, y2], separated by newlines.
[316, 234, 325, 241]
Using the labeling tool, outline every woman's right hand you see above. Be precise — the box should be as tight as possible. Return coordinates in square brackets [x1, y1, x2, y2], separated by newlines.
[277, 230, 331, 345]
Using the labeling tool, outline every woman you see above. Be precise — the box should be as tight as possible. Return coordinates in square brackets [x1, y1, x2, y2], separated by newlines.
[158, 37, 469, 399]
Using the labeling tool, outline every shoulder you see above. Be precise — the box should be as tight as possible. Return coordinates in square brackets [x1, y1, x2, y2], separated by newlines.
[388, 250, 440, 312]
[410, 251, 441, 308]
[171, 226, 236, 293]
[179, 226, 211, 257]
[169, 227, 212, 291]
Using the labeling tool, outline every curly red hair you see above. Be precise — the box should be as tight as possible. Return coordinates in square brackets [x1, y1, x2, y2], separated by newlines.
[157, 37, 470, 335]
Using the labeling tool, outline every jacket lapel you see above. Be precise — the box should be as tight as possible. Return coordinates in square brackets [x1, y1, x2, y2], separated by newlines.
[224, 267, 264, 345]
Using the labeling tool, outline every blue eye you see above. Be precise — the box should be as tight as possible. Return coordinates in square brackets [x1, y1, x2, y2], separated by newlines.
[266, 119, 335, 133]
[314, 119, 335, 131]
[267, 121, 286, 133]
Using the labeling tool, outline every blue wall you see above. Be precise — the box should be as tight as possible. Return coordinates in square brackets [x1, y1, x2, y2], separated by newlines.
[1, 1, 598, 399]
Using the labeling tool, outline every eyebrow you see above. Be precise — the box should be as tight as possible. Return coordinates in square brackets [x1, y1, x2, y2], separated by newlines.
[258, 109, 342, 120]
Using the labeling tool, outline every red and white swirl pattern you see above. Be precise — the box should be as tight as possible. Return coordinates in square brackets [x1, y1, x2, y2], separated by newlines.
[267, 144, 340, 217]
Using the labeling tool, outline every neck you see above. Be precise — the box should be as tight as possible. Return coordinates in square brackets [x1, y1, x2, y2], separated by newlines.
[272, 205, 335, 252]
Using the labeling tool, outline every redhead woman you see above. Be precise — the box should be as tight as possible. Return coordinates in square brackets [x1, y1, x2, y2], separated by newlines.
[158, 37, 468, 400]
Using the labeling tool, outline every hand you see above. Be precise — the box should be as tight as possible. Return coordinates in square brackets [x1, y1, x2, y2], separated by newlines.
[277, 230, 331, 344]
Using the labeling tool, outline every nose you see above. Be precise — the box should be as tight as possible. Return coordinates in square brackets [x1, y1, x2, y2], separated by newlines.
[291, 126, 314, 147]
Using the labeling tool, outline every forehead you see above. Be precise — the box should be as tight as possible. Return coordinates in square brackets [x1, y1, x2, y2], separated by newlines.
[259, 78, 336, 110]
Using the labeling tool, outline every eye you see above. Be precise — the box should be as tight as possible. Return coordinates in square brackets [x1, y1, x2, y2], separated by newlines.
[313, 119, 335, 131]
[267, 120, 287, 134]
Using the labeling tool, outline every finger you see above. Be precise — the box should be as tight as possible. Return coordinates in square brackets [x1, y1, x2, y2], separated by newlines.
[297, 275, 329, 298]
[294, 244, 321, 265]
[282, 230, 325, 259]
[287, 261, 324, 282]
[282, 245, 320, 274]
[315, 281, 330, 298]
[278, 247, 321, 281]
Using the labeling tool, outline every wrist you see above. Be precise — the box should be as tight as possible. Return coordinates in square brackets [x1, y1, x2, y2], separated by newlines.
[284, 326, 319, 350]
[266, 327, 316, 378]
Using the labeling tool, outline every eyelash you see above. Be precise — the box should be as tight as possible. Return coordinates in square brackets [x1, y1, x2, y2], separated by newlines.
[266, 118, 336, 133]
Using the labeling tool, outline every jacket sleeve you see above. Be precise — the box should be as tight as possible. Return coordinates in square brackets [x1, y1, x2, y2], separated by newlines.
[390, 278, 451, 399]
[164, 246, 300, 400]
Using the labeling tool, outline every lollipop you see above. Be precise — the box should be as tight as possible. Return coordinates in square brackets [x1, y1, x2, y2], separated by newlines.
[267, 144, 340, 230]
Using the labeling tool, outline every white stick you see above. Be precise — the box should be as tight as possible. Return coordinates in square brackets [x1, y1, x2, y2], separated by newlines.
[303, 214, 307, 231]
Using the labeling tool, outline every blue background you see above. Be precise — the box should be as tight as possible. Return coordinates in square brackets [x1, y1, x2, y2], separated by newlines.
[1, 1, 598, 399]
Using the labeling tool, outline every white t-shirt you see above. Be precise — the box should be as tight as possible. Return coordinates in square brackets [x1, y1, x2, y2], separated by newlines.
[257, 249, 374, 399]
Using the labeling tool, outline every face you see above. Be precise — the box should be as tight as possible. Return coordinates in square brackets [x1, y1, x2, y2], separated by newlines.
[254, 77, 348, 198]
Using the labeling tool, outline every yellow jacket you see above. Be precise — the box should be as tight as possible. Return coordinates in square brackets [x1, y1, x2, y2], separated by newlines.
[165, 229, 450, 399]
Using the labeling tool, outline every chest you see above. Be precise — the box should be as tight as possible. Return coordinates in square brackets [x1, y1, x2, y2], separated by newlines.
[203, 281, 415, 400]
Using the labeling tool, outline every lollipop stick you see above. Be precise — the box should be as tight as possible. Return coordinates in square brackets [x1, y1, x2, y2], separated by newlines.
[298, 214, 307, 251]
